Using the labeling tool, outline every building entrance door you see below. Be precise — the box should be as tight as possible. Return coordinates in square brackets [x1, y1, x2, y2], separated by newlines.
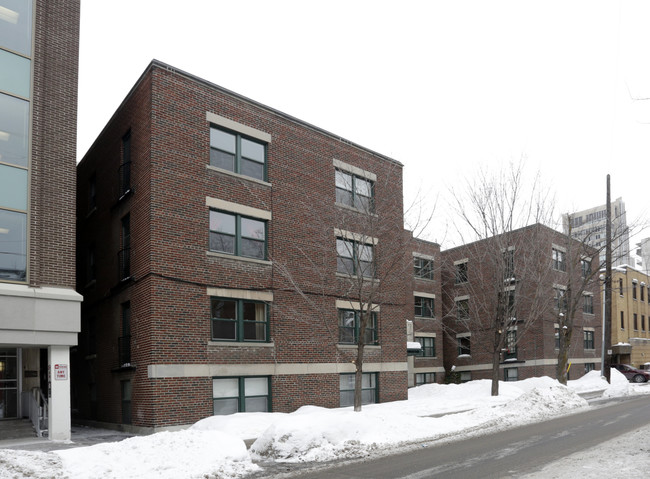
[0, 348, 18, 419]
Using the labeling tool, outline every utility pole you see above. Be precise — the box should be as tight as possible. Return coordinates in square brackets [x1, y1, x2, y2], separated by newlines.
[604, 175, 612, 383]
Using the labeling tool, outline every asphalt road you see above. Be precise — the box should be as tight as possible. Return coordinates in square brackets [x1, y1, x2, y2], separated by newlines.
[276, 395, 650, 479]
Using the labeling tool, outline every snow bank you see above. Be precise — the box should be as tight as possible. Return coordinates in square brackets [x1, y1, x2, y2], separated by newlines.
[250, 380, 588, 463]
[55, 429, 259, 479]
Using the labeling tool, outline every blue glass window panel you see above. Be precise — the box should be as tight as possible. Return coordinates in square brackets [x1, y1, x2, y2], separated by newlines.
[0, 0, 33, 56]
[0, 93, 29, 167]
[0, 164, 27, 210]
[0, 50, 30, 98]
[0, 209, 26, 281]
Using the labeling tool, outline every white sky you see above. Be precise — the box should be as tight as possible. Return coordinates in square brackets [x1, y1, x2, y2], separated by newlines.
[77, 0, 650, 248]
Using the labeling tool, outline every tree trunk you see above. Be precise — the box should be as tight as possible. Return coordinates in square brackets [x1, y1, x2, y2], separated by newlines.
[354, 344, 364, 412]
[354, 310, 369, 412]
[556, 327, 572, 385]
[491, 349, 500, 396]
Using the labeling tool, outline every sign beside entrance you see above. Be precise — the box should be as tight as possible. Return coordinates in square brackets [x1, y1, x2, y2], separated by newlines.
[54, 364, 68, 381]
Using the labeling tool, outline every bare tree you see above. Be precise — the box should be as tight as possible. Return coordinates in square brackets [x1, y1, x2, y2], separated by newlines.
[445, 161, 556, 396]
[273, 159, 415, 411]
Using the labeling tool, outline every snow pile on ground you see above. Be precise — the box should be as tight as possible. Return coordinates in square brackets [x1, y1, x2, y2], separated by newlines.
[2, 370, 649, 479]
[250, 377, 589, 463]
[57, 429, 258, 479]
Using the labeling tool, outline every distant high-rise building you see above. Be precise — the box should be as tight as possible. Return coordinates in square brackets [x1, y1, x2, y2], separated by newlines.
[632, 238, 650, 276]
[563, 197, 630, 267]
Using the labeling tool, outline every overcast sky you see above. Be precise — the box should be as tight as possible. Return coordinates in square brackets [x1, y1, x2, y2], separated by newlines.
[77, 0, 650, 248]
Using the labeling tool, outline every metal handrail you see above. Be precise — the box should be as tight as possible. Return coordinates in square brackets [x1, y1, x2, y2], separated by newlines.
[28, 387, 48, 437]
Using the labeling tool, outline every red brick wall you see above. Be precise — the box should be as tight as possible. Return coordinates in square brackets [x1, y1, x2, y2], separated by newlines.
[76, 62, 410, 427]
[29, 0, 80, 288]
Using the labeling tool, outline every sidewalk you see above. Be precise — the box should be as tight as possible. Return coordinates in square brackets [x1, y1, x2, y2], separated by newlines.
[0, 425, 133, 453]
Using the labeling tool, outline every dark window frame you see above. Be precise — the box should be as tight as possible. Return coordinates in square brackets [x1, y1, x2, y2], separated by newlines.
[552, 248, 566, 272]
[504, 368, 518, 382]
[583, 294, 594, 314]
[335, 169, 374, 212]
[338, 309, 378, 345]
[212, 376, 271, 415]
[336, 237, 374, 278]
[210, 297, 269, 342]
[415, 336, 436, 357]
[209, 210, 267, 260]
[414, 296, 435, 318]
[583, 330, 595, 350]
[455, 261, 468, 284]
[415, 372, 435, 386]
[209, 125, 267, 181]
[457, 336, 471, 356]
[414, 256, 434, 280]
[339, 372, 377, 407]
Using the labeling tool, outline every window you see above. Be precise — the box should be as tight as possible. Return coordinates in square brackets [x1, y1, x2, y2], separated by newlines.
[620, 311, 625, 330]
[633, 281, 638, 300]
[456, 299, 469, 321]
[210, 126, 266, 181]
[641, 284, 646, 302]
[503, 249, 515, 280]
[552, 248, 566, 272]
[505, 330, 516, 359]
[619, 278, 624, 296]
[0, 0, 32, 56]
[642, 315, 646, 332]
[86, 244, 96, 283]
[415, 336, 435, 357]
[581, 258, 591, 278]
[212, 377, 270, 415]
[119, 214, 131, 280]
[584, 330, 595, 350]
[415, 373, 435, 386]
[455, 261, 468, 284]
[0, 93, 29, 168]
[335, 169, 374, 212]
[209, 210, 266, 260]
[119, 302, 131, 367]
[119, 130, 131, 196]
[554, 326, 560, 349]
[338, 309, 377, 344]
[583, 294, 593, 314]
[0, 209, 26, 282]
[634, 313, 638, 331]
[457, 336, 471, 356]
[459, 371, 471, 383]
[504, 368, 518, 382]
[340, 373, 377, 407]
[211, 298, 268, 342]
[121, 380, 132, 424]
[585, 363, 595, 373]
[414, 256, 434, 280]
[88, 174, 96, 212]
[414, 296, 434, 318]
[554, 287, 567, 311]
[336, 238, 374, 278]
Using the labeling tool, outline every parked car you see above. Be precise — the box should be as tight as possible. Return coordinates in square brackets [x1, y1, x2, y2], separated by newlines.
[611, 364, 650, 383]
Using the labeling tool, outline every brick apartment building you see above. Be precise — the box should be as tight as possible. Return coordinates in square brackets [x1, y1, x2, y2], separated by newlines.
[0, 0, 81, 440]
[441, 224, 602, 382]
[407, 236, 444, 386]
[74, 60, 411, 431]
[611, 265, 650, 369]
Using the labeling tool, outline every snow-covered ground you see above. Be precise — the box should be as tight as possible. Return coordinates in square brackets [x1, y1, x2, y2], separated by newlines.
[1, 369, 649, 479]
